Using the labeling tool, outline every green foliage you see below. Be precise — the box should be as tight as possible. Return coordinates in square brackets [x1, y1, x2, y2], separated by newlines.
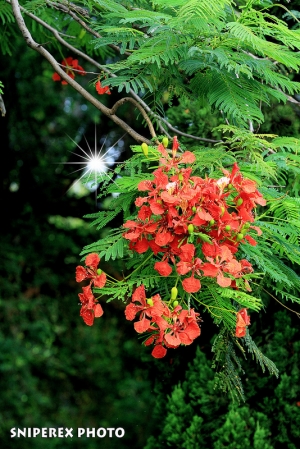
[145, 311, 300, 449]
[2, 0, 300, 436]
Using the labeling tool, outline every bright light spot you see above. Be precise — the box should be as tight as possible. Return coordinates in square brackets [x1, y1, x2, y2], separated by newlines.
[9, 182, 19, 192]
[87, 157, 107, 173]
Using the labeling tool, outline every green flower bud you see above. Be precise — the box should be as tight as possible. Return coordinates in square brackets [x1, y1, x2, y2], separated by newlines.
[236, 198, 243, 206]
[225, 225, 231, 231]
[147, 298, 154, 307]
[178, 173, 184, 181]
[199, 233, 211, 242]
[237, 233, 244, 241]
[171, 287, 178, 300]
[220, 206, 225, 217]
[162, 137, 169, 148]
[228, 183, 233, 189]
[188, 224, 194, 234]
[244, 222, 251, 229]
[97, 268, 102, 275]
[173, 300, 179, 307]
[141, 142, 148, 157]
[192, 206, 197, 212]
[209, 219, 215, 226]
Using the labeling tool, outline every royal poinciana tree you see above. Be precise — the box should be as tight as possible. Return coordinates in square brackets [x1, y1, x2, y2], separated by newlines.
[1, 0, 300, 401]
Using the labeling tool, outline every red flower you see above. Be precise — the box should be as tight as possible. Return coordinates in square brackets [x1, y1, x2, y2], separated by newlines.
[52, 57, 86, 84]
[79, 285, 103, 326]
[95, 80, 111, 95]
[75, 253, 107, 288]
[235, 308, 251, 337]
[125, 285, 166, 333]
[182, 276, 201, 293]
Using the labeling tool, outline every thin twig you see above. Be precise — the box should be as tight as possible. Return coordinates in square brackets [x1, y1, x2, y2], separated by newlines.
[0, 94, 6, 117]
[10, 0, 152, 144]
[110, 97, 157, 140]
[9, 0, 221, 145]
[46, 0, 131, 56]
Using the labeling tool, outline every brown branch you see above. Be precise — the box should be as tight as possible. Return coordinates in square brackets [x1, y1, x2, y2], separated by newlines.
[43, 1, 221, 144]
[9, 0, 221, 145]
[46, 0, 131, 56]
[10, 0, 152, 144]
[0, 94, 6, 117]
[110, 97, 157, 140]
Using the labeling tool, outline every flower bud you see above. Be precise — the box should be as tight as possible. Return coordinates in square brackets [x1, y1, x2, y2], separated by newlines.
[173, 300, 179, 307]
[199, 233, 211, 242]
[244, 222, 251, 229]
[209, 219, 215, 226]
[162, 137, 169, 148]
[178, 173, 184, 181]
[237, 233, 244, 241]
[220, 206, 225, 217]
[171, 287, 178, 300]
[236, 198, 243, 206]
[192, 206, 197, 212]
[141, 142, 148, 157]
[225, 225, 231, 231]
[97, 268, 102, 275]
[172, 136, 179, 156]
[147, 298, 154, 307]
[188, 224, 194, 234]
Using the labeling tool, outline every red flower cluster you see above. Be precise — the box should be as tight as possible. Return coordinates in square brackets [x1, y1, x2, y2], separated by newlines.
[95, 80, 111, 95]
[52, 57, 86, 85]
[76, 253, 106, 326]
[235, 308, 251, 337]
[125, 285, 201, 358]
[123, 137, 266, 293]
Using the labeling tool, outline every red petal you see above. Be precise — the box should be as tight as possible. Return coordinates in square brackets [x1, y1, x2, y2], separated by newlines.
[93, 272, 107, 288]
[151, 345, 167, 358]
[182, 276, 201, 293]
[176, 261, 191, 275]
[241, 179, 257, 193]
[180, 151, 195, 164]
[201, 263, 218, 277]
[154, 261, 172, 276]
[134, 316, 151, 333]
[164, 333, 181, 347]
[81, 309, 94, 326]
[132, 285, 146, 303]
[184, 321, 201, 341]
[76, 266, 88, 282]
[85, 253, 100, 268]
[134, 238, 149, 253]
[217, 272, 232, 288]
[52, 73, 61, 81]
[138, 205, 152, 220]
[235, 326, 246, 337]
[125, 303, 137, 321]
[179, 243, 195, 262]
[155, 231, 173, 247]
[150, 201, 165, 215]
[94, 303, 104, 318]
[245, 235, 257, 246]
[197, 209, 213, 221]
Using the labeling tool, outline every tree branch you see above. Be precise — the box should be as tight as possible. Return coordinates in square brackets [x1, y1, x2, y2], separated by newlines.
[46, 0, 131, 56]
[0, 94, 6, 117]
[10, 0, 152, 144]
[110, 97, 157, 140]
[9, 0, 221, 145]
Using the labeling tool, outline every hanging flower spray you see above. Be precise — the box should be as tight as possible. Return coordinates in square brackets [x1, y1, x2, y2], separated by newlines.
[76, 137, 266, 358]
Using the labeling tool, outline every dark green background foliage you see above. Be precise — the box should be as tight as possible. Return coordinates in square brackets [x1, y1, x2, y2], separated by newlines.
[0, 39, 155, 449]
[1, 1, 300, 448]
